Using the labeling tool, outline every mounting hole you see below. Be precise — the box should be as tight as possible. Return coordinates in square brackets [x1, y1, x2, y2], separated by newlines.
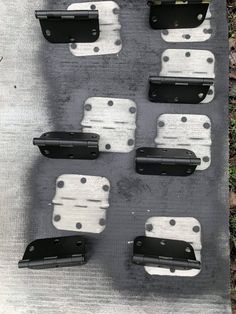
[76, 222, 82, 230]
[162, 30, 169, 36]
[181, 116, 187, 123]
[170, 267, 175, 273]
[197, 14, 203, 21]
[185, 52, 191, 57]
[45, 29, 51, 37]
[208, 89, 213, 95]
[193, 226, 200, 233]
[129, 107, 136, 114]
[158, 121, 165, 127]
[207, 58, 214, 64]
[85, 104, 92, 111]
[81, 177, 87, 184]
[94, 47, 100, 53]
[128, 139, 134, 146]
[108, 100, 114, 106]
[163, 56, 169, 62]
[146, 224, 153, 232]
[185, 34, 191, 40]
[54, 215, 61, 222]
[99, 218, 106, 226]
[29, 246, 35, 252]
[113, 7, 120, 14]
[115, 39, 122, 46]
[57, 181, 64, 188]
[103, 185, 109, 192]
[203, 156, 210, 163]
[90, 4, 96, 9]
[71, 43, 77, 50]
[203, 122, 210, 129]
[169, 219, 176, 226]
[105, 144, 111, 150]
[160, 240, 166, 246]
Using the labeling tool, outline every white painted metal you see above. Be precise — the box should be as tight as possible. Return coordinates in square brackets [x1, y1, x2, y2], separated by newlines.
[161, 9, 212, 43]
[145, 217, 202, 277]
[52, 174, 110, 233]
[81, 97, 137, 153]
[68, 1, 122, 57]
[160, 49, 215, 103]
[155, 114, 212, 171]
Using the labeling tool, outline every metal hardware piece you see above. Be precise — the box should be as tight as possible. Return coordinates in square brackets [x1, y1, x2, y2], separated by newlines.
[133, 236, 201, 270]
[18, 236, 86, 269]
[136, 147, 201, 176]
[148, 0, 211, 30]
[149, 76, 214, 104]
[33, 132, 99, 160]
[35, 10, 100, 43]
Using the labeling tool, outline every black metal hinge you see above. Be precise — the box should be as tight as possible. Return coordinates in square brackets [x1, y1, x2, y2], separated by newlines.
[149, 76, 214, 104]
[133, 236, 201, 270]
[136, 147, 201, 176]
[148, 0, 211, 29]
[33, 132, 99, 160]
[35, 10, 100, 43]
[18, 236, 86, 269]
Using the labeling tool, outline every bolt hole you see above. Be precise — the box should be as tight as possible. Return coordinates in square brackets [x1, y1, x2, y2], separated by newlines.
[181, 117, 187, 123]
[90, 4, 96, 10]
[105, 144, 111, 150]
[108, 100, 113, 106]
[85, 104, 92, 111]
[54, 215, 61, 222]
[163, 56, 169, 62]
[146, 224, 153, 232]
[94, 47, 100, 53]
[129, 107, 136, 114]
[169, 219, 176, 226]
[193, 226, 200, 233]
[128, 139, 134, 146]
[103, 185, 109, 192]
[81, 178, 87, 184]
[57, 181, 64, 188]
[76, 222, 82, 230]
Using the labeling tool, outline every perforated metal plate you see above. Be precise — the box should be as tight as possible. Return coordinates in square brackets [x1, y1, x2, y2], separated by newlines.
[161, 9, 212, 42]
[52, 174, 110, 234]
[155, 114, 212, 171]
[145, 217, 202, 277]
[160, 49, 215, 103]
[68, 1, 122, 57]
[81, 97, 137, 153]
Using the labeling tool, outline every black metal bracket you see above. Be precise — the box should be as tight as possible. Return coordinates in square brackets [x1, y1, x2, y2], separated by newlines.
[133, 236, 201, 270]
[18, 236, 86, 269]
[35, 10, 100, 43]
[33, 132, 99, 160]
[149, 76, 214, 104]
[136, 147, 201, 176]
[148, 0, 211, 29]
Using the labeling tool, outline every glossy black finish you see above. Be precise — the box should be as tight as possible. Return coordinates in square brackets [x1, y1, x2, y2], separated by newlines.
[35, 10, 100, 43]
[18, 236, 86, 269]
[136, 147, 201, 176]
[33, 132, 100, 160]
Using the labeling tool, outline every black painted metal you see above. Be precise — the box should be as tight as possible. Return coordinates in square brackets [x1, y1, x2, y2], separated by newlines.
[35, 10, 100, 43]
[133, 236, 201, 270]
[149, 76, 214, 104]
[18, 236, 86, 269]
[148, 1, 210, 29]
[33, 132, 100, 160]
[136, 147, 201, 176]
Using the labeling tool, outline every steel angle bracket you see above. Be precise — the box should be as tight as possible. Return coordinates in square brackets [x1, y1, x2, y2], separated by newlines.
[35, 10, 100, 43]
[135, 147, 201, 176]
[149, 76, 214, 104]
[132, 236, 201, 270]
[148, 0, 211, 29]
[33, 132, 99, 160]
[18, 236, 86, 269]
